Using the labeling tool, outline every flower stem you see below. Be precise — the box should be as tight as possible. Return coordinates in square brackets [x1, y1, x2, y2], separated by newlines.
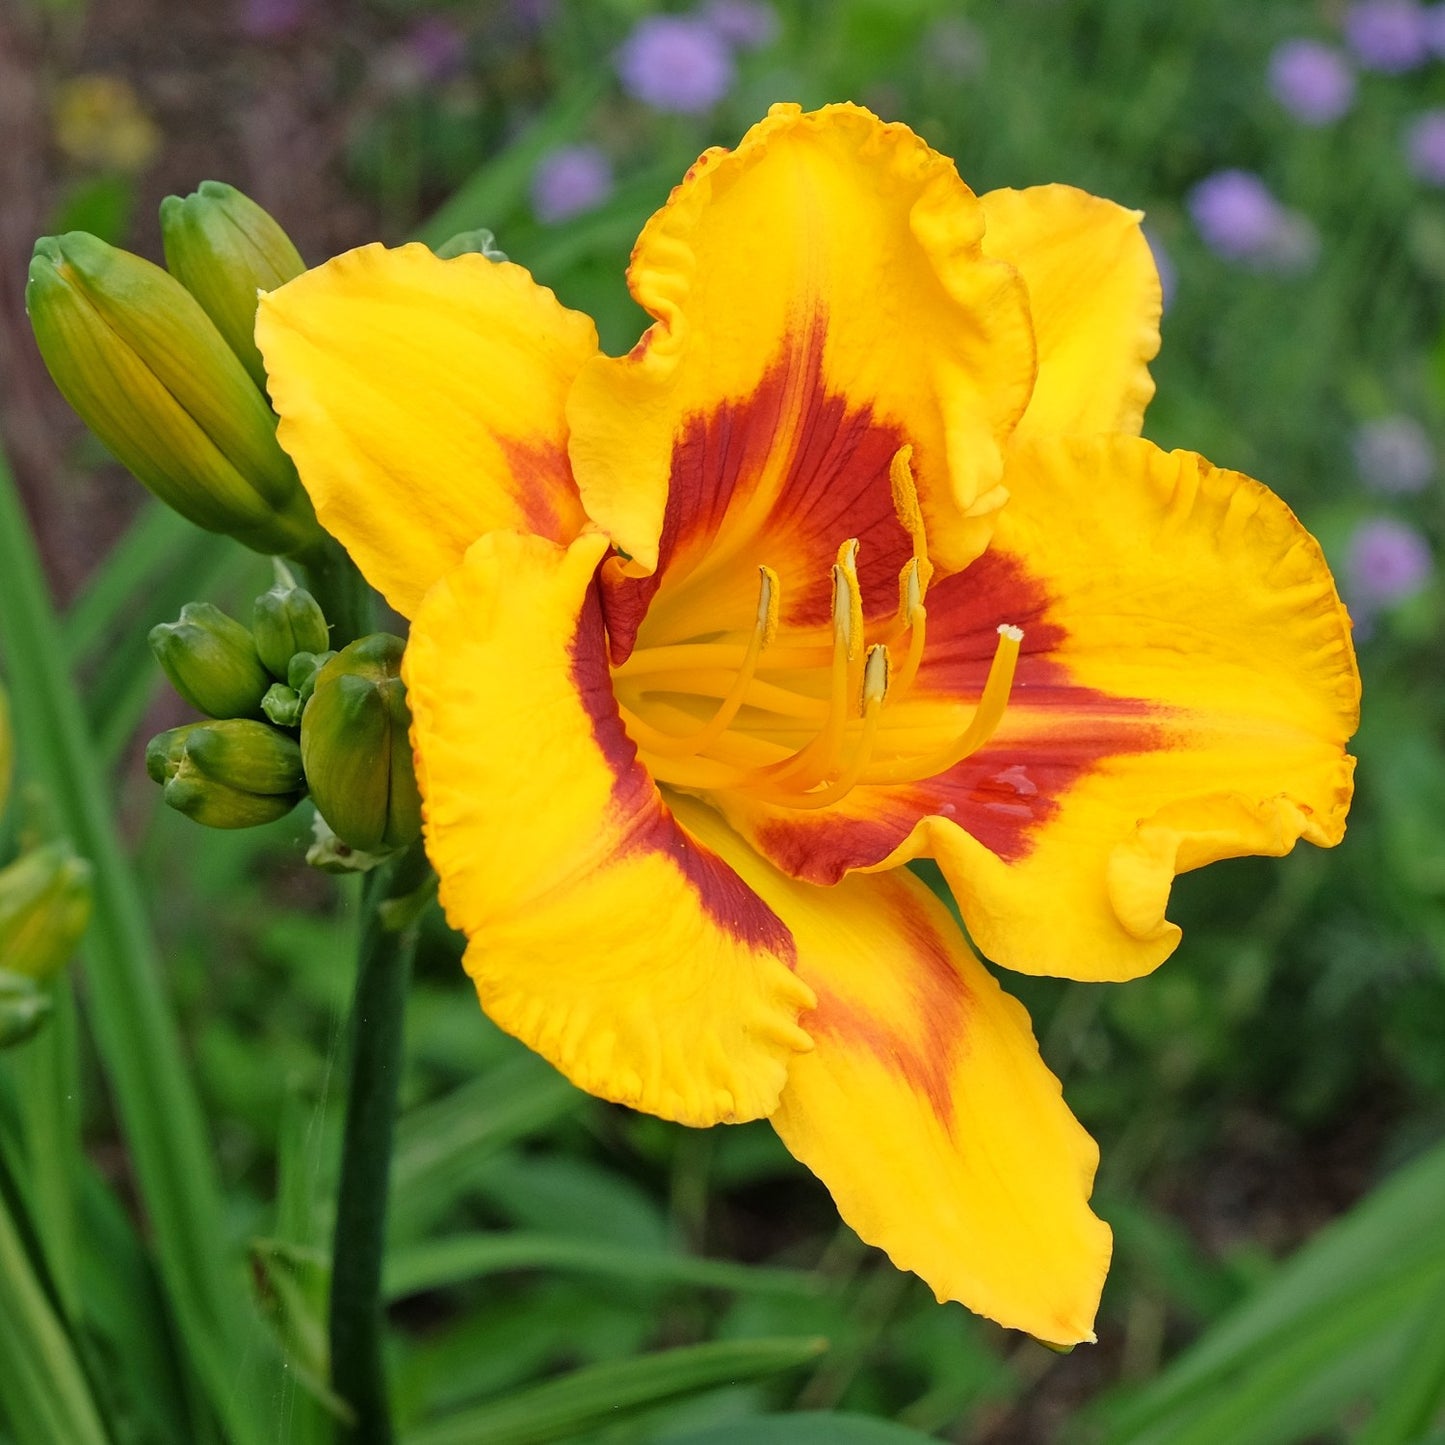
[329, 843, 427, 1442]
[294, 535, 375, 650]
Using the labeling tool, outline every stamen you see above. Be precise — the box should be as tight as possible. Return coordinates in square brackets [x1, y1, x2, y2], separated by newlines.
[889, 446, 933, 587]
[632, 567, 779, 758]
[886, 558, 929, 695]
[622, 669, 827, 720]
[752, 554, 860, 790]
[755, 644, 890, 810]
[865, 624, 1023, 785]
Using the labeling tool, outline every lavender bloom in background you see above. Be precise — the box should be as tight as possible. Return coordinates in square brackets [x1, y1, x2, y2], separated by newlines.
[1268, 39, 1356, 125]
[616, 14, 736, 113]
[239, 0, 306, 39]
[531, 145, 614, 224]
[1343, 0, 1429, 71]
[922, 16, 987, 78]
[1187, 169, 1319, 272]
[1347, 517, 1434, 611]
[406, 16, 467, 83]
[1406, 109, 1445, 183]
[701, 0, 779, 49]
[1425, 2, 1445, 53]
[511, 0, 555, 31]
[1353, 416, 1436, 493]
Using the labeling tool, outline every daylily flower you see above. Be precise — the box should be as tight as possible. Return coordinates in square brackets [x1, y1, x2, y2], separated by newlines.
[256, 103, 1359, 1345]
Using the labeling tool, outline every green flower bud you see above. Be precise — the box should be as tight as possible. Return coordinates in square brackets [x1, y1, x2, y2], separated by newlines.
[26, 231, 322, 556]
[0, 842, 93, 982]
[287, 650, 336, 703]
[148, 719, 304, 829]
[149, 601, 271, 718]
[253, 567, 331, 679]
[301, 634, 422, 854]
[434, 228, 507, 262]
[262, 683, 303, 728]
[0, 971, 53, 1049]
[160, 181, 306, 392]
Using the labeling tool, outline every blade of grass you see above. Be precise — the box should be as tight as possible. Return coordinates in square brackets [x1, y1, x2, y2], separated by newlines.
[662, 1414, 941, 1444]
[384, 1232, 821, 1301]
[11, 980, 83, 1323]
[0, 448, 274, 1445]
[60, 499, 261, 769]
[1084, 1139, 1445, 1445]
[0, 1173, 109, 1445]
[404, 1337, 830, 1445]
[388, 1055, 582, 1242]
[1355, 1272, 1445, 1445]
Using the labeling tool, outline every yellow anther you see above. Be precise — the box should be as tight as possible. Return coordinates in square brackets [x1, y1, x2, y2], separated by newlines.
[860, 642, 890, 712]
[888, 445, 932, 585]
[759, 644, 890, 811]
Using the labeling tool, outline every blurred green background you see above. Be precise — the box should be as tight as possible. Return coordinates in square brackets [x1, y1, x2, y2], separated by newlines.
[3, 0, 1445, 1442]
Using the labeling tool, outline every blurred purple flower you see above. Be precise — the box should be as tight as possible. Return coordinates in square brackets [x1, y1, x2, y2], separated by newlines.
[922, 17, 987, 78]
[701, 0, 778, 49]
[240, 0, 306, 39]
[407, 17, 467, 82]
[1268, 39, 1356, 125]
[1143, 228, 1176, 313]
[1425, 3, 1445, 53]
[1186, 169, 1319, 272]
[511, 0, 555, 30]
[616, 15, 735, 113]
[1343, 1, 1429, 71]
[1347, 517, 1433, 608]
[1406, 108, 1445, 184]
[1353, 416, 1435, 493]
[532, 145, 614, 224]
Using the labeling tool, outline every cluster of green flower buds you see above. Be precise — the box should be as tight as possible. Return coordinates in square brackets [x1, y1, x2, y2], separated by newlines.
[301, 634, 422, 856]
[26, 182, 322, 558]
[0, 687, 94, 1048]
[146, 569, 421, 863]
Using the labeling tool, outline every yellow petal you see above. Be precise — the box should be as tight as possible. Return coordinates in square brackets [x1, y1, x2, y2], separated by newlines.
[981, 185, 1161, 438]
[568, 102, 1035, 658]
[888, 435, 1358, 981]
[404, 529, 815, 1126]
[257, 242, 597, 618]
[674, 795, 1110, 1346]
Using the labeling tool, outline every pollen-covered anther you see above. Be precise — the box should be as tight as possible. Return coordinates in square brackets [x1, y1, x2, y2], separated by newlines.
[756, 642, 891, 811]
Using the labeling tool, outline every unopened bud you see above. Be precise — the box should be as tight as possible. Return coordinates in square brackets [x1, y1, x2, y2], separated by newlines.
[0, 971, 53, 1048]
[262, 684, 303, 728]
[147, 719, 305, 829]
[434, 228, 507, 262]
[253, 565, 330, 679]
[149, 601, 271, 718]
[26, 231, 322, 556]
[301, 634, 421, 854]
[160, 181, 306, 392]
[287, 650, 336, 703]
[0, 841, 93, 982]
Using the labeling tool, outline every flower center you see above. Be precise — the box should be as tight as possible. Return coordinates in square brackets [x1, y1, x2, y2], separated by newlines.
[611, 447, 1022, 810]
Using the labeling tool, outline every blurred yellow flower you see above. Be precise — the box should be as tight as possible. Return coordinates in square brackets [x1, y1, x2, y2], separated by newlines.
[54, 75, 159, 172]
